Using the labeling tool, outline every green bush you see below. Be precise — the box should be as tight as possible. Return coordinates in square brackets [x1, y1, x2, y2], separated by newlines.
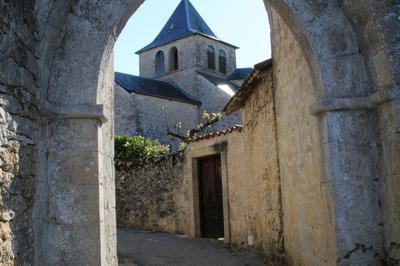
[114, 135, 169, 161]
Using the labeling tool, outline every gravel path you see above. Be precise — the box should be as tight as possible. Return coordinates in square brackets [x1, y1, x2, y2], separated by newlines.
[117, 228, 266, 266]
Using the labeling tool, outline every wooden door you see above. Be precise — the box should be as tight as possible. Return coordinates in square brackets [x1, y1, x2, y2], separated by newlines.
[198, 155, 224, 238]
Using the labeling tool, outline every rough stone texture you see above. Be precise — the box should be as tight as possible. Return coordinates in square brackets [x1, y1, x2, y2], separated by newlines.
[115, 33, 242, 148]
[342, 1, 400, 262]
[0, 1, 39, 264]
[239, 67, 283, 263]
[0, 98, 37, 265]
[114, 83, 199, 150]
[114, 84, 138, 137]
[139, 35, 237, 80]
[186, 127, 283, 263]
[266, 0, 398, 264]
[214, 67, 284, 263]
[156, 66, 243, 134]
[115, 152, 190, 234]
[379, 100, 400, 263]
[142, 34, 242, 133]
[0, 0, 399, 264]
[115, 95, 283, 262]
[269, 9, 338, 265]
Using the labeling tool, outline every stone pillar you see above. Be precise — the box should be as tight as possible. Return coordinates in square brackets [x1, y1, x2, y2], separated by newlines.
[311, 96, 386, 264]
[46, 119, 105, 264]
[33, 13, 118, 266]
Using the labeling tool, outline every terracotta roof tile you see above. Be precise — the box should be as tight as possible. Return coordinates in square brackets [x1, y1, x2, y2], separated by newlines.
[188, 125, 243, 143]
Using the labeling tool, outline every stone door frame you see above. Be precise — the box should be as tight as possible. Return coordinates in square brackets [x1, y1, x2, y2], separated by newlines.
[186, 142, 231, 244]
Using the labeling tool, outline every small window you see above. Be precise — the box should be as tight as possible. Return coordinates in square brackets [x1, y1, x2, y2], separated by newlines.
[219, 50, 227, 74]
[155, 51, 165, 75]
[207, 46, 216, 70]
[170, 47, 178, 71]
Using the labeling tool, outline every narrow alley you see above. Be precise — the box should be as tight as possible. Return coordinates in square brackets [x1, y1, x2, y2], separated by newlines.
[117, 229, 266, 266]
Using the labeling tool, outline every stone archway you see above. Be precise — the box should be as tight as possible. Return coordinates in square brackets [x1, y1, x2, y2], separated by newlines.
[1, 0, 398, 265]
[32, 1, 145, 264]
[37, 0, 400, 264]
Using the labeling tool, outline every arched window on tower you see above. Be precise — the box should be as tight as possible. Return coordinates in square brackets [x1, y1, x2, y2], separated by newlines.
[155, 51, 165, 75]
[170, 47, 179, 71]
[219, 50, 227, 74]
[207, 46, 216, 70]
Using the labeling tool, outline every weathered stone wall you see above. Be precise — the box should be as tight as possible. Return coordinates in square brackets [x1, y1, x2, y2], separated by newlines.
[115, 84, 138, 137]
[138, 33, 242, 136]
[338, 1, 400, 261]
[195, 73, 243, 133]
[115, 152, 190, 234]
[378, 100, 400, 263]
[139, 36, 199, 79]
[186, 120, 282, 264]
[0, 1, 39, 264]
[99, 52, 118, 265]
[157, 67, 199, 100]
[1, 0, 399, 264]
[114, 83, 200, 150]
[269, 9, 338, 265]
[0, 89, 37, 264]
[139, 35, 236, 79]
[223, 69, 284, 262]
[115, 69, 243, 149]
[196, 35, 237, 76]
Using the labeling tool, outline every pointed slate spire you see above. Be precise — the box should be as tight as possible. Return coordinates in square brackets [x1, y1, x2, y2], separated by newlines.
[136, 0, 221, 54]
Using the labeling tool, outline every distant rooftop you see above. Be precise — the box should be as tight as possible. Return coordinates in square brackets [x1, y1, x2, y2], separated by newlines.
[115, 72, 200, 105]
[224, 59, 272, 114]
[188, 125, 243, 143]
[227, 68, 253, 81]
[197, 71, 239, 91]
[136, 0, 237, 54]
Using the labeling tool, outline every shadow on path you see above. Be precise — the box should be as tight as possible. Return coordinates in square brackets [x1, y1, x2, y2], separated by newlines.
[117, 228, 266, 266]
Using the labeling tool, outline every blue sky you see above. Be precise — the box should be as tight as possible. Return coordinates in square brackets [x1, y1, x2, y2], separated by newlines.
[114, 0, 271, 75]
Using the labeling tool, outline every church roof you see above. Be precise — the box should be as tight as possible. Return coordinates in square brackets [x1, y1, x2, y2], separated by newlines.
[197, 71, 239, 91]
[136, 0, 237, 54]
[227, 68, 253, 81]
[115, 72, 201, 105]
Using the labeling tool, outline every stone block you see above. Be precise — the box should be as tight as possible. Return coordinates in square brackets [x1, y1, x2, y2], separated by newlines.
[366, 48, 393, 89]
[379, 102, 398, 138]
[44, 223, 101, 266]
[48, 184, 100, 226]
[333, 180, 383, 257]
[47, 151, 100, 186]
[382, 133, 400, 175]
[322, 54, 371, 97]
[48, 119, 99, 153]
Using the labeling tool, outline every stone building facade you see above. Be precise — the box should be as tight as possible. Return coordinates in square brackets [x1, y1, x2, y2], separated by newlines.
[0, 0, 399, 265]
[114, 0, 249, 146]
[115, 60, 284, 263]
[114, 79, 200, 150]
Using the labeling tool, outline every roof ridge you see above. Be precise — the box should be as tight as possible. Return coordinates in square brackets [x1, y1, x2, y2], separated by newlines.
[184, 0, 194, 33]
[136, 0, 222, 54]
[114, 72, 201, 105]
